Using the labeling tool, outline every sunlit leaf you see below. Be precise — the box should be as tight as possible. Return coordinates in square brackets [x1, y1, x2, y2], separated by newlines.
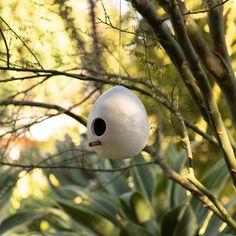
[119, 192, 137, 222]
[58, 200, 119, 236]
[163, 142, 187, 208]
[161, 203, 197, 236]
[191, 157, 230, 227]
[120, 221, 155, 236]
[131, 155, 154, 201]
[0, 212, 43, 235]
[152, 170, 170, 223]
[130, 191, 153, 223]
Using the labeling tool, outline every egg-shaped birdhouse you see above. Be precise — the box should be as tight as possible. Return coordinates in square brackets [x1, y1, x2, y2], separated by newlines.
[87, 86, 149, 159]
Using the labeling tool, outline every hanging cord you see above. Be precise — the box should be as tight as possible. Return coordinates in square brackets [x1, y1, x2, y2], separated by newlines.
[118, 0, 122, 83]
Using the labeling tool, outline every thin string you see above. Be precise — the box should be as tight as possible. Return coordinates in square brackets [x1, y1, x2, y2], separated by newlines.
[118, 0, 122, 84]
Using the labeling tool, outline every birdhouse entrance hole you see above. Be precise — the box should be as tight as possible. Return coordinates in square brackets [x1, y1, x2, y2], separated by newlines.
[92, 118, 106, 136]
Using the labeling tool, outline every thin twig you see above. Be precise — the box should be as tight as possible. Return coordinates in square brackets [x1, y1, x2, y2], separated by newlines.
[0, 160, 154, 172]
[0, 66, 220, 147]
[0, 17, 43, 69]
[0, 28, 10, 67]
[0, 100, 87, 126]
[161, 0, 230, 22]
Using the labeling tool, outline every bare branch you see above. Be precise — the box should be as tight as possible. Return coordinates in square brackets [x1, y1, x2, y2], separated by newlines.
[0, 66, 219, 147]
[0, 17, 43, 69]
[131, 0, 209, 123]
[188, 175, 236, 229]
[0, 74, 46, 83]
[206, 0, 232, 66]
[0, 160, 154, 172]
[0, 28, 10, 68]
[161, 0, 236, 186]
[144, 146, 236, 230]
[161, 0, 230, 22]
[205, 0, 236, 125]
[0, 100, 87, 126]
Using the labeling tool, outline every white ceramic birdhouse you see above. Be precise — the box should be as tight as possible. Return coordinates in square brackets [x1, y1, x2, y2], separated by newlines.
[87, 86, 149, 159]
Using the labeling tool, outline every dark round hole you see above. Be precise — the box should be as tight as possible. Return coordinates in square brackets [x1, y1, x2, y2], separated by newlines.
[92, 118, 106, 136]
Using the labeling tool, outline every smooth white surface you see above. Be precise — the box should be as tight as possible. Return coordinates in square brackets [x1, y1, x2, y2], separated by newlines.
[87, 86, 149, 159]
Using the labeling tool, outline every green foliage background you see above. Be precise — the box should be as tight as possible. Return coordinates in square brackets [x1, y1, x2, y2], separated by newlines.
[0, 0, 236, 235]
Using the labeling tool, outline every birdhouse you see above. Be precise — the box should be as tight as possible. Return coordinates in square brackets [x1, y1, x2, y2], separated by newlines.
[87, 86, 149, 159]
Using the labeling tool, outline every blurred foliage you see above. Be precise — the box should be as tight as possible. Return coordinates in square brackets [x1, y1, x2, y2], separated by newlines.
[0, 138, 235, 235]
[0, 0, 236, 235]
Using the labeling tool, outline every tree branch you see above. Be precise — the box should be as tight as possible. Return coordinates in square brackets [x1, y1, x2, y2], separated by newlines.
[0, 100, 87, 127]
[144, 146, 236, 231]
[161, 0, 236, 186]
[0, 28, 10, 68]
[88, 0, 102, 72]
[161, 0, 230, 21]
[0, 66, 221, 148]
[0, 17, 43, 69]
[131, 0, 209, 123]
[0, 160, 154, 172]
[206, 0, 232, 67]
[178, 0, 236, 126]
[206, 0, 236, 125]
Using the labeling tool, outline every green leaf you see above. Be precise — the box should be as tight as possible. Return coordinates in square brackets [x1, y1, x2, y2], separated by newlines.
[191, 158, 230, 226]
[201, 158, 229, 196]
[58, 200, 119, 236]
[120, 221, 155, 236]
[119, 191, 153, 224]
[130, 192, 152, 223]
[96, 160, 130, 196]
[0, 169, 19, 213]
[119, 192, 137, 222]
[131, 155, 154, 201]
[163, 142, 187, 208]
[203, 197, 236, 236]
[161, 203, 197, 236]
[152, 170, 169, 223]
[89, 192, 120, 223]
[0, 212, 42, 235]
[119, 191, 158, 234]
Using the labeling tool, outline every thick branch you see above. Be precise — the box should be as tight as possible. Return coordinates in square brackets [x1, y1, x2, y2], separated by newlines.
[207, 0, 232, 67]
[131, 0, 209, 122]
[207, 0, 236, 125]
[163, 0, 236, 186]
[178, 0, 236, 126]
